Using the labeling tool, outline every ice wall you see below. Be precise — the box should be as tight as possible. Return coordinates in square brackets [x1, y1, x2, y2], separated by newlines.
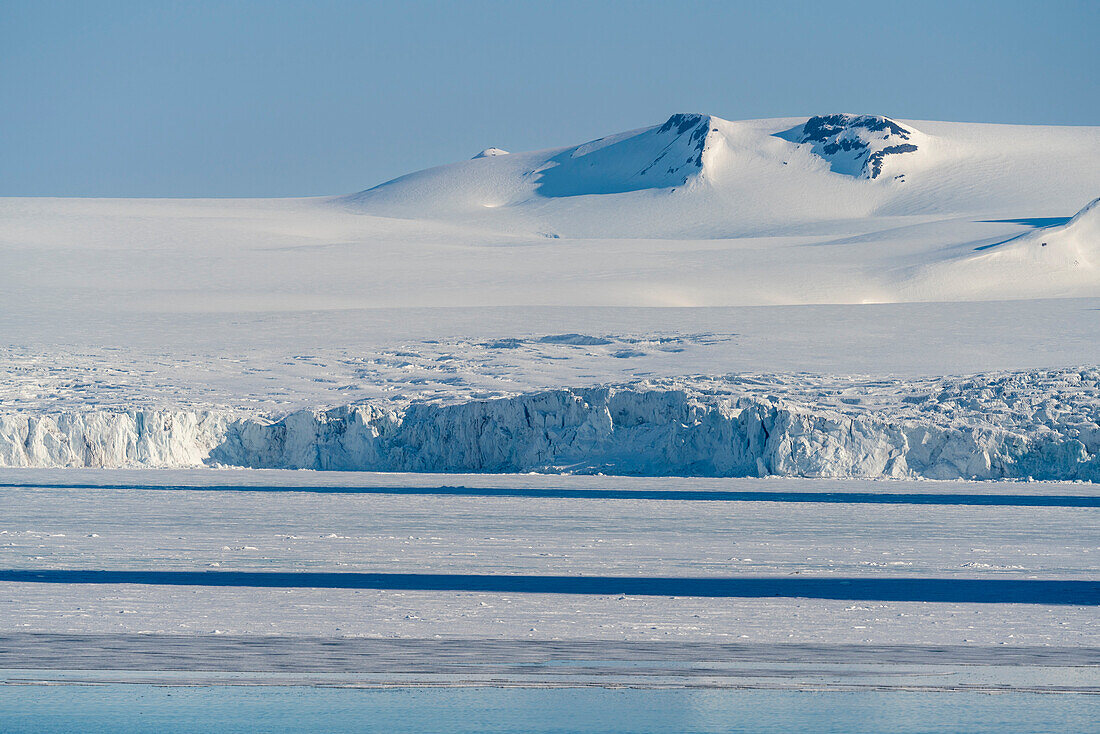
[2, 370, 1097, 481]
[0, 411, 230, 469]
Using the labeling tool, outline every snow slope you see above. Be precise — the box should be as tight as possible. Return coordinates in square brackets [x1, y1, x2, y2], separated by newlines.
[344, 112, 1099, 241]
[900, 196, 1100, 301]
[2, 113, 1097, 317]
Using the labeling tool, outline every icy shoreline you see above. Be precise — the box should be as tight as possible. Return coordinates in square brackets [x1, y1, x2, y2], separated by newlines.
[2, 368, 1097, 480]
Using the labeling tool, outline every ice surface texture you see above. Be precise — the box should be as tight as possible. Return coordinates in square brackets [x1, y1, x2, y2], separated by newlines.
[3, 368, 1096, 480]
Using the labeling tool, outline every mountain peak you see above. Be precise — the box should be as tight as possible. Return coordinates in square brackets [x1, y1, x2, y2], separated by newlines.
[651, 113, 714, 170]
[790, 113, 921, 180]
[533, 112, 720, 197]
[473, 147, 510, 159]
[656, 112, 712, 136]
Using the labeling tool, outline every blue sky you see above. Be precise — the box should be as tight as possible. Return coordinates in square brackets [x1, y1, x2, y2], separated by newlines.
[2, 0, 1097, 197]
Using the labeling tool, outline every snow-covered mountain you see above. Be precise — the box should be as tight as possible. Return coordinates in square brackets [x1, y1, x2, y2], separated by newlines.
[1, 110, 1098, 474]
[780, 113, 923, 180]
[1, 111, 1097, 318]
[344, 111, 1099, 241]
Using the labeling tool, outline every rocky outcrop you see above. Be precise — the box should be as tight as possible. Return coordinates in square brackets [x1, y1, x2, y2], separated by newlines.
[792, 113, 922, 179]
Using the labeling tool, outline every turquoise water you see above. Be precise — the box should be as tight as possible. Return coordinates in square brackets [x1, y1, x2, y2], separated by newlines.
[2, 685, 1096, 733]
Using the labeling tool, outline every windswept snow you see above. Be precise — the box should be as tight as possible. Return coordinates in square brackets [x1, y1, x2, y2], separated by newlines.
[976, 195, 1098, 268]
[896, 197, 1100, 301]
[344, 112, 1100, 243]
[533, 112, 717, 196]
[3, 114, 1096, 315]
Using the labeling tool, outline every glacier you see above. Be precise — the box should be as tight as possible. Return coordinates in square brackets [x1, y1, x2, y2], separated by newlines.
[2, 368, 1096, 481]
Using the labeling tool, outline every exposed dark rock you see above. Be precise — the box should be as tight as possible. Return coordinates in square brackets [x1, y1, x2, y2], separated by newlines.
[791, 114, 920, 179]
[867, 144, 919, 179]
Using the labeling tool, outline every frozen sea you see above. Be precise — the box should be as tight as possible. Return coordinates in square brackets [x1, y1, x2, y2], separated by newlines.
[0, 469, 1095, 733]
[3, 684, 1098, 734]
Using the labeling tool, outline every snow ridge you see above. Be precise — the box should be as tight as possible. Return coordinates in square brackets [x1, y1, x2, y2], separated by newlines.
[533, 113, 720, 196]
[2, 369, 1097, 481]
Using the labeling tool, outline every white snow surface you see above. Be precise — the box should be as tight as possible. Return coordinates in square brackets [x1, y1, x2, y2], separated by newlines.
[2, 114, 1098, 317]
[1, 112, 1098, 475]
[2, 471, 1096, 647]
[4, 113, 1098, 689]
[472, 147, 509, 158]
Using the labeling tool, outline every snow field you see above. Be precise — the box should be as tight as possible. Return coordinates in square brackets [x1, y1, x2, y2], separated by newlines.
[1, 474, 1096, 646]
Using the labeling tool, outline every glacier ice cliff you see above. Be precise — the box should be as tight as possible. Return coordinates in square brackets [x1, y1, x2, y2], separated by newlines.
[1, 369, 1097, 481]
[0, 411, 231, 469]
